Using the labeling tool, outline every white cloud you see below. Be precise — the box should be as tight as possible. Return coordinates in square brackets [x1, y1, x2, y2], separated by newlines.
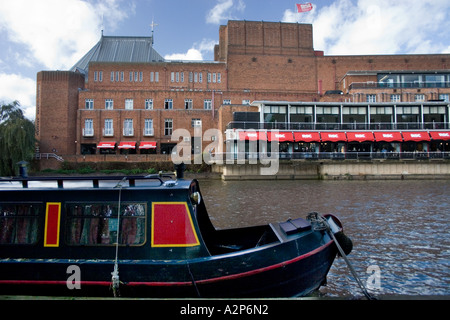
[206, 0, 245, 24]
[165, 49, 203, 61]
[165, 39, 217, 61]
[0, 0, 134, 70]
[282, 0, 450, 55]
[0, 73, 36, 120]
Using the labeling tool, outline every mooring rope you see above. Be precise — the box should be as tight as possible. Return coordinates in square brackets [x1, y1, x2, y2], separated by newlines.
[308, 212, 376, 300]
[111, 177, 127, 297]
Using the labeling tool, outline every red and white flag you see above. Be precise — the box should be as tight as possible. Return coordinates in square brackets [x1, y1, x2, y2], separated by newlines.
[296, 3, 313, 13]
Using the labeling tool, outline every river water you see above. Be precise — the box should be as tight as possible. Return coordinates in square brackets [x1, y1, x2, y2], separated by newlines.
[197, 178, 450, 298]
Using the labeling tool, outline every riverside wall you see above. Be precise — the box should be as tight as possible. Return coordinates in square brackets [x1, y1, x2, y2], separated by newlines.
[35, 155, 450, 181]
[214, 160, 450, 180]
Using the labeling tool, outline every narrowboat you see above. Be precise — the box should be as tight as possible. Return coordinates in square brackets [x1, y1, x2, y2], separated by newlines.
[0, 173, 352, 298]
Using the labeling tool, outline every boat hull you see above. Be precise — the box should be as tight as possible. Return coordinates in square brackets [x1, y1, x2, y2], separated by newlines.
[0, 176, 345, 298]
[0, 232, 337, 298]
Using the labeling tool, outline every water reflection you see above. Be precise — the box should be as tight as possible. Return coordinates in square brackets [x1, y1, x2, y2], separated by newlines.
[198, 179, 450, 298]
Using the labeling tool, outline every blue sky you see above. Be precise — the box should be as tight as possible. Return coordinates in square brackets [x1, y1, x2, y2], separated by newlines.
[0, 0, 449, 119]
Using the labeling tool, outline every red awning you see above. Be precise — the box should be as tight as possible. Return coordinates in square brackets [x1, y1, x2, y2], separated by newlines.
[374, 132, 403, 142]
[402, 132, 430, 142]
[97, 142, 116, 149]
[139, 141, 157, 149]
[429, 131, 450, 140]
[293, 132, 321, 142]
[267, 131, 294, 142]
[118, 142, 136, 149]
[238, 131, 267, 141]
[320, 132, 347, 142]
[346, 132, 374, 142]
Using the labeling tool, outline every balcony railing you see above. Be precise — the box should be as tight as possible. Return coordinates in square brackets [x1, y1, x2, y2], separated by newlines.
[143, 128, 154, 136]
[103, 128, 114, 136]
[349, 81, 450, 90]
[82, 128, 94, 137]
[226, 121, 450, 131]
[213, 151, 450, 162]
[123, 128, 134, 136]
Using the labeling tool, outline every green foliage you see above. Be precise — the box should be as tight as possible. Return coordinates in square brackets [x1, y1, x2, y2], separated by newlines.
[0, 101, 36, 176]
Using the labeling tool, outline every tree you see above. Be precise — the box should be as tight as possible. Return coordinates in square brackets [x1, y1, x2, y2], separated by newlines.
[0, 101, 35, 176]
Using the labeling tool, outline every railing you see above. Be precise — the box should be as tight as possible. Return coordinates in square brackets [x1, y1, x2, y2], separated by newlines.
[123, 128, 134, 136]
[82, 128, 94, 137]
[143, 128, 154, 136]
[103, 128, 114, 136]
[213, 151, 450, 162]
[35, 153, 64, 162]
[226, 121, 450, 131]
[349, 81, 450, 90]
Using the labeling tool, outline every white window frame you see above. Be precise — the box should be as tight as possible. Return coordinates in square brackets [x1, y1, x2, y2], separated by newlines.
[145, 99, 153, 110]
[103, 119, 114, 136]
[123, 119, 134, 136]
[105, 99, 114, 110]
[439, 94, 449, 102]
[165, 99, 173, 110]
[144, 119, 154, 136]
[85, 99, 94, 110]
[366, 94, 377, 103]
[125, 99, 134, 110]
[164, 119, 173, 136]
[83, 119, 94, 136]
[185, 99, 193, 110]
[415, 94, 425, 102]
[204, 99, 212, 110]
[390, 94, 401, 102]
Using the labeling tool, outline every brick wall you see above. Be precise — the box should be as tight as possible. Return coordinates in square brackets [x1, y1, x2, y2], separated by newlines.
[36, 71, 85, 154]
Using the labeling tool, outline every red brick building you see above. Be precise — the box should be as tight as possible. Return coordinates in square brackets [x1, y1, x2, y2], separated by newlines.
[35, 20, 450, 163]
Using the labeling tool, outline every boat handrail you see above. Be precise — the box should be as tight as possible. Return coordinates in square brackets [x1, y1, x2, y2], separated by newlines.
[0, 172, 178, 189]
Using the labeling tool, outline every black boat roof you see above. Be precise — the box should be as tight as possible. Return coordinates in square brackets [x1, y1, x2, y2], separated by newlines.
[0, 174, 191, 190]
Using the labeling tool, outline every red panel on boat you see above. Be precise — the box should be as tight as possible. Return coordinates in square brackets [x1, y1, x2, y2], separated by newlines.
[151, 202, 200, 247]
[44, 203, 61, 247]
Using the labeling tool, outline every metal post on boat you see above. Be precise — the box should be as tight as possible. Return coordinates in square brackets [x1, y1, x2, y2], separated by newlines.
[174, 162, 186, 179]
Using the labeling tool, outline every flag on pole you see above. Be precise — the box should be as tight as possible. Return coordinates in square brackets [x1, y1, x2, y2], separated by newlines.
[296, 3, 313, 13]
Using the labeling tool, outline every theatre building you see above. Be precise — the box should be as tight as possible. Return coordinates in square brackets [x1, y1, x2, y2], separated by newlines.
[35, 20, 450, 166]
